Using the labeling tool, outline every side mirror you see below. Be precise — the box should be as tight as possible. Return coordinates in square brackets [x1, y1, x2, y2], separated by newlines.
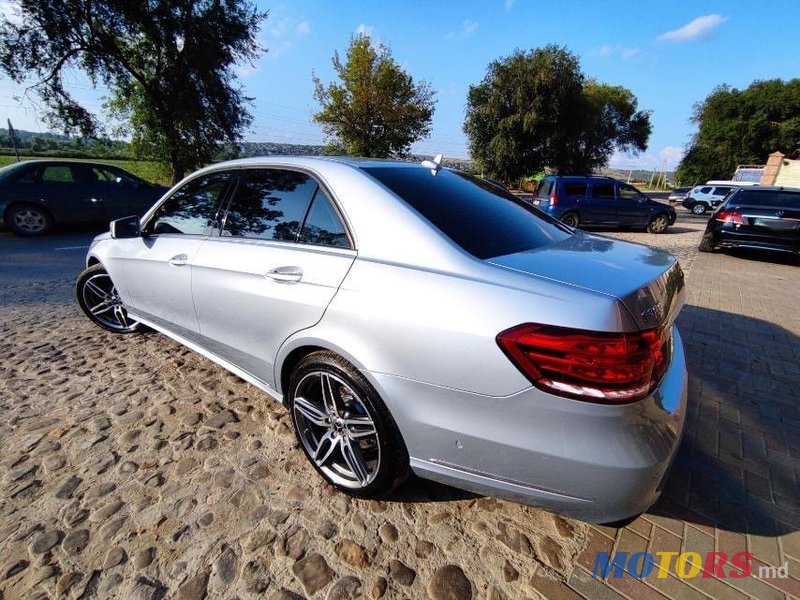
[110, 215, 141, 239]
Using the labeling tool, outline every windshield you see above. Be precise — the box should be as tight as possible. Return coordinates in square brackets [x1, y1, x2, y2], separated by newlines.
[362, 167, 572, 260]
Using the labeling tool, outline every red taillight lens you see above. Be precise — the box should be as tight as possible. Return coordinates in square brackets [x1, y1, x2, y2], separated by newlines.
[715, 210, 744, 225]
[550, 192, 559, 206]
[496, 323, 670, 404]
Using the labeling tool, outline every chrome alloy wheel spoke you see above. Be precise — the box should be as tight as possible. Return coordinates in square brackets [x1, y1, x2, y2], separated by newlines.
[293, 371, 381, 489]
[85, 279, 109, 300]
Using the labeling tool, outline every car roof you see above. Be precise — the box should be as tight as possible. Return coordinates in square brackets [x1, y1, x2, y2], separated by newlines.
[732, 185, 800, 193]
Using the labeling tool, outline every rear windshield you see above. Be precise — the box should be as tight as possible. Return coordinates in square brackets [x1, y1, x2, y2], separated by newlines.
[362, 167, 571, 260]
[731, 189, 800, 209]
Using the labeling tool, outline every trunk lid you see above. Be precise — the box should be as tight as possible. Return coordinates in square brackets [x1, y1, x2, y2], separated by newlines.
[487, 232, 685, 330]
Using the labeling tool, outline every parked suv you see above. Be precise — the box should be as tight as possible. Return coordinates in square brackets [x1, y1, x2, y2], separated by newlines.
[532, 176, 676, 233]
[699, 186, 800, 255]
[682, 185, 737, 215]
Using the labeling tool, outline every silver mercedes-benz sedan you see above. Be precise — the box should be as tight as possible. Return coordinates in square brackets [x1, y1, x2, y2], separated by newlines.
[76, 156, 687, 523]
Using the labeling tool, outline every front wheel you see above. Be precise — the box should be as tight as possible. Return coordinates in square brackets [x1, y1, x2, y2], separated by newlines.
[647, 214, 670, 234]
[76, 264, 142, 333]
[691, 203, 707, 215]
[287, 351, 409, 498]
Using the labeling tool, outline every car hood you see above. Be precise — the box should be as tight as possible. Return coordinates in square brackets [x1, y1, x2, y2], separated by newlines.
[487, 232, 685, 330]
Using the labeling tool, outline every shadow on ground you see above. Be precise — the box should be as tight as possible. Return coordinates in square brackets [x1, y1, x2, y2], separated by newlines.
[650, 304, 799, 535]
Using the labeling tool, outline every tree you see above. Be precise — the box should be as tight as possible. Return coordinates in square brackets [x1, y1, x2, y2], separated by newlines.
[0, 0, 266, 183]
[312, 35, 435, 157]
[676, 79, 800, 184]
[464, 45, 651, 182]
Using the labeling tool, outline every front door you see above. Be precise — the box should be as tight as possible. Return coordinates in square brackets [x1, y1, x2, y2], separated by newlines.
[105, 170, 234, 340]
[191, 168, 356, 388]
[617, 183, 652, 226]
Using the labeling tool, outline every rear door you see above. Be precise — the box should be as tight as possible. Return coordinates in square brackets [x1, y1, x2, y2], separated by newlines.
[585, 181, 620, 224]
[191, 168, 356, 388]
[34, 164, 106, 223]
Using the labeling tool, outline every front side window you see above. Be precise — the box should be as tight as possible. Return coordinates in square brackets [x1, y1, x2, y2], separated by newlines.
[148, 172, 232, 235]
[619, 184, 645, 202]
[298, 189, 350, 248]
[222, 169, 317, 241]
[592, 183, 616, 200]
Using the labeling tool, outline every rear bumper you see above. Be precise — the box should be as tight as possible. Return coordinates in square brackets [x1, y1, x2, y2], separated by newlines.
[708, 228, 800, 254]
[371, 326, 688, 523]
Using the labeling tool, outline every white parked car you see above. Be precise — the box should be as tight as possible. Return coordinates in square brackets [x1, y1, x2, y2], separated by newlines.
[683, 181, 758, 215]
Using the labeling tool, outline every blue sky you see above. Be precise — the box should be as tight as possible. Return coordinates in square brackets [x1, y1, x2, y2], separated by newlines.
[1, 0, 799, 171]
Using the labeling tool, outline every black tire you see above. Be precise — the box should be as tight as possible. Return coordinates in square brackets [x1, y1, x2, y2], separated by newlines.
[561, 212, 580, 228]
[76, 264, 142, 333]
[647, 214, 670, 234]
[287, 351, 409, 499]
[7, 203, 54, 236]
[698, 233, 716, 253]
[691, 203, 707, 215]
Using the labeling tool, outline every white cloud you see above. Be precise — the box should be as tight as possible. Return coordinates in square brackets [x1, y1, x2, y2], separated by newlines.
[658, 146, 685, 169]
[355, 23, 374, 37]
[504, 0, 514, 11]
[296, 20, 310, 36]
[445, 20, 479, 41]
[657, 14, 728, 43]
[257, 15, 311, 64]
[595, 45, 640, 60]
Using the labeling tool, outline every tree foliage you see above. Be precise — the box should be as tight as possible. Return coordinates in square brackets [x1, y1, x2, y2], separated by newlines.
[676, 79, 800, 184]
[464, 45, 651, 182]
[0, 0, 266, 183]
[313, 35, 436, 158]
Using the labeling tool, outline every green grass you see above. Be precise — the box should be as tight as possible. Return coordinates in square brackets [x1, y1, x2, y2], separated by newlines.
[0, 155, 171, 185]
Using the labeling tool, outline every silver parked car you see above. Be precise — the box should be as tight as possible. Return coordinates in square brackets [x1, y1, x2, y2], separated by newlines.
[76, 157, 688, 523]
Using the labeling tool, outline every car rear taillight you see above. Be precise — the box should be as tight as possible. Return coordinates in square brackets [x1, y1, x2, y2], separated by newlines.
[550, 191, 559, 206]
[715, 209, 744, 225]
[496, 323, 670, 404]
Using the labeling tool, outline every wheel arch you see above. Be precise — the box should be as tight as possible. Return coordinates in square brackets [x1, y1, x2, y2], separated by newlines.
[4, 201, 55, 224]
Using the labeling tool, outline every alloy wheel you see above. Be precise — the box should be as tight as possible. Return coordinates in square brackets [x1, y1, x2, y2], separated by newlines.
[649, 215, 669, 233]
[292, 371, 381, 489]
[81, 273, 138, 332]
[691, 203, 707, 215]
[13, 209, 47, 234]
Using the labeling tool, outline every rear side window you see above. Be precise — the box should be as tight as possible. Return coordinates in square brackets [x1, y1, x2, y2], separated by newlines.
[563, 182, 587, 196]
[41, 165, 76, 182]
[298, 189, 350, 248]
[535, 179, 553, 198]
[362, 167, 570, 260]
[592, 183, 616, 200]
[222, 169, 317, 241]
[732, 190, 800, 209]
[714, 187, 732, 196]
[699, 187, 712, 194]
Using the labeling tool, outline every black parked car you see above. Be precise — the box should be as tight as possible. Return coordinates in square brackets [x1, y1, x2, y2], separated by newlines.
[699, 187, 800, 255]
[0, 160, 167, 236]
[533, 175, 676, 233]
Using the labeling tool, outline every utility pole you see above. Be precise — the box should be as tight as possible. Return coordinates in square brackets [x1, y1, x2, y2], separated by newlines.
[7, 119, 21, 162]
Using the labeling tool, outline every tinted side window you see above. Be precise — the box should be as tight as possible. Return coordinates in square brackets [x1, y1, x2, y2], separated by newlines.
[714, 187, 732, 196]
[362, 167, 570, 260]
[149, 172, 231, 235]
[536, 179, 553, 198]
[563, 182, 587, 196]
[222, 169, 317, 241]
[699, 187, 712, 194]
[41, 165, 76, 182]
[592, 183, 616, 200]
[619, 184, 644, 201]
[298, 189, 350, 248]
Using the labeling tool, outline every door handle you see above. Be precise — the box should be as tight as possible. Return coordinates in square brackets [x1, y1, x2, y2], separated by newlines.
[265, 266, 303, 284]
[168, 254, 188, 267]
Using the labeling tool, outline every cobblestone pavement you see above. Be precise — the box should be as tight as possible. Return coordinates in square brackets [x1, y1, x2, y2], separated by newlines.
[1, 208, 798, 599]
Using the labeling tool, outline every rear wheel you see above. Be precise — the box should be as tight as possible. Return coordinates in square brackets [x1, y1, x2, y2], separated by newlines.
[647, 214, 670, 234]
[560, 212, 580, 228]
[691, 203, 707, 215]
[287, 351, 409, 498]
[698, 233, 716, 253]
[76, 264, 142, 333]
[7, 203, 53, 236]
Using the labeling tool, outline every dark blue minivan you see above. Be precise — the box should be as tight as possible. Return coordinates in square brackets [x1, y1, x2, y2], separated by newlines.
[532, 176, 676, 234]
